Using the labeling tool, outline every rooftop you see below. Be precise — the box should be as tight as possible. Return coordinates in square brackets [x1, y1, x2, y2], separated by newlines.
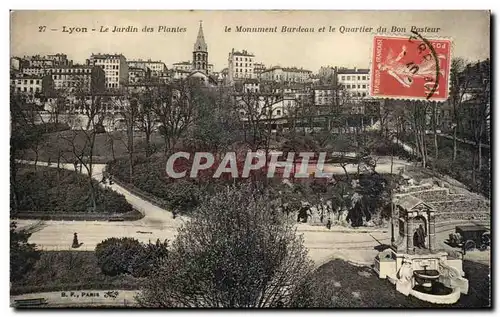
[50, 65, 93, 69]
[262, 66, 312, 73]
[128, 59, 165, 64]
[337, 68, 370, 74]
[90, 53, 125, 59]
[231, 49, 255, 57]
[129, 67, 148, 72]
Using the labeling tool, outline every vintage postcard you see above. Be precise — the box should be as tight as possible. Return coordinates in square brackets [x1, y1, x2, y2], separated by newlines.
[10, 10, 491, 308]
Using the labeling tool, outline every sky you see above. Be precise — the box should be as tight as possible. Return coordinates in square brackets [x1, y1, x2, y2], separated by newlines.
[10, 10, 490, 73]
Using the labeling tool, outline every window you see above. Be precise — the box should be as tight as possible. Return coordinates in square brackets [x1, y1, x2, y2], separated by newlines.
[362, 84, 367, 89]
[346, 84, 351, 89]
[30, 80, 34, 84]
[358, 85, 361, 89]
[347, 76, 351, 80]
[276, 110, 281, 116]
[358, 75, 361, 80]
[362, 76, 366, 80]
[245, 63, 247, 67]
[341, 76, 345, 80]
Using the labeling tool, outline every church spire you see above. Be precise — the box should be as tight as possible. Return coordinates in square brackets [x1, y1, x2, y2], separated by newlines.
[193, 20, 207, 52]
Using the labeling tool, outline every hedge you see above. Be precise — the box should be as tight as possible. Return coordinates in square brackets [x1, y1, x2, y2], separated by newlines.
[12, 165, 134, 216]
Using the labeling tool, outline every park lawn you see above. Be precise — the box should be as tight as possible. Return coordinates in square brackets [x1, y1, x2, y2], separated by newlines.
[305, 259, 490, 308]
[10, 251, 141, 295]
[19, 130, 165, 164]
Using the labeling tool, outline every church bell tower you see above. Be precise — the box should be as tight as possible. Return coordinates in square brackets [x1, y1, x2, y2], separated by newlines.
[193, 21, 208, 74]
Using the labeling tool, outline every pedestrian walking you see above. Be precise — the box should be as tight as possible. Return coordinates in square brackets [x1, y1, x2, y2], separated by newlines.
[72, 232, 80, 248]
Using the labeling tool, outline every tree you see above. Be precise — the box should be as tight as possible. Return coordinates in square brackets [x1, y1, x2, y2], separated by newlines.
[10, 221, 41, 282]
[136, 184, 314, 307]
[186, 86, 238, 156]
[46, 87, 71, 125]
[10, 92, 46, 211]
[136, 85, 159, 157]
[466, 60, 490, 185]
[153, 81, 197, 155]
[236, 91, 278, 152]
[405, 100, 429, 167]
[450, 58, 471, 161]
[109, 92, 139, 181]
[59, 77, 105, 212]
[324, 82, 350, 133]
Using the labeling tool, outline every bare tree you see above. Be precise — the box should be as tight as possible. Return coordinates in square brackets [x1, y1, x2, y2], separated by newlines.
[152, 81, 197, 155]
[467, 60, 490, 182]
[59, 77, 104, 212]
[431, 101, 439, 170]
[46, 87, 71, 125]
[236, 91, 278, 152]
[405, 100, 429, 167]
[325, 82, 350, 133]
[109, 91, 139, 181]
[136, 84, 159, 157]
[450, 58, 471, 161]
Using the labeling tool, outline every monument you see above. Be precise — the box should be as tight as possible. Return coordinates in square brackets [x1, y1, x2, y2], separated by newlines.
[374, 194, 469, 304]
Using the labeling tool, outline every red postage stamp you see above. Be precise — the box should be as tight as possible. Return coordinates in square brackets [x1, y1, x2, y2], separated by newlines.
[369, 34, 452, 101]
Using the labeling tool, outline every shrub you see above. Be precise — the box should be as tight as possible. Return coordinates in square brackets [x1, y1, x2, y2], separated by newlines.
[95, 237, 169, 278]
[10, 251, 141, 294]
[95, 238, 145, 276]
[10, 222, 41, 282]
[12, 165, 132, 215]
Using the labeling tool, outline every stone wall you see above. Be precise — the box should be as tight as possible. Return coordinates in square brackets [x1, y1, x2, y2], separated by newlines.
[430, 199, 490, 213]
[398, 183, 433, 193]
[396, 188, 469, 202]
[396, 182, 491, 223]
[435, 211, 490, 222]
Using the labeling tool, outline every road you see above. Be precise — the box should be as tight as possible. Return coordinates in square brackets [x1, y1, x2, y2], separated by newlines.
[12, 161, 490, 306]
[13, 158, 460, 268]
